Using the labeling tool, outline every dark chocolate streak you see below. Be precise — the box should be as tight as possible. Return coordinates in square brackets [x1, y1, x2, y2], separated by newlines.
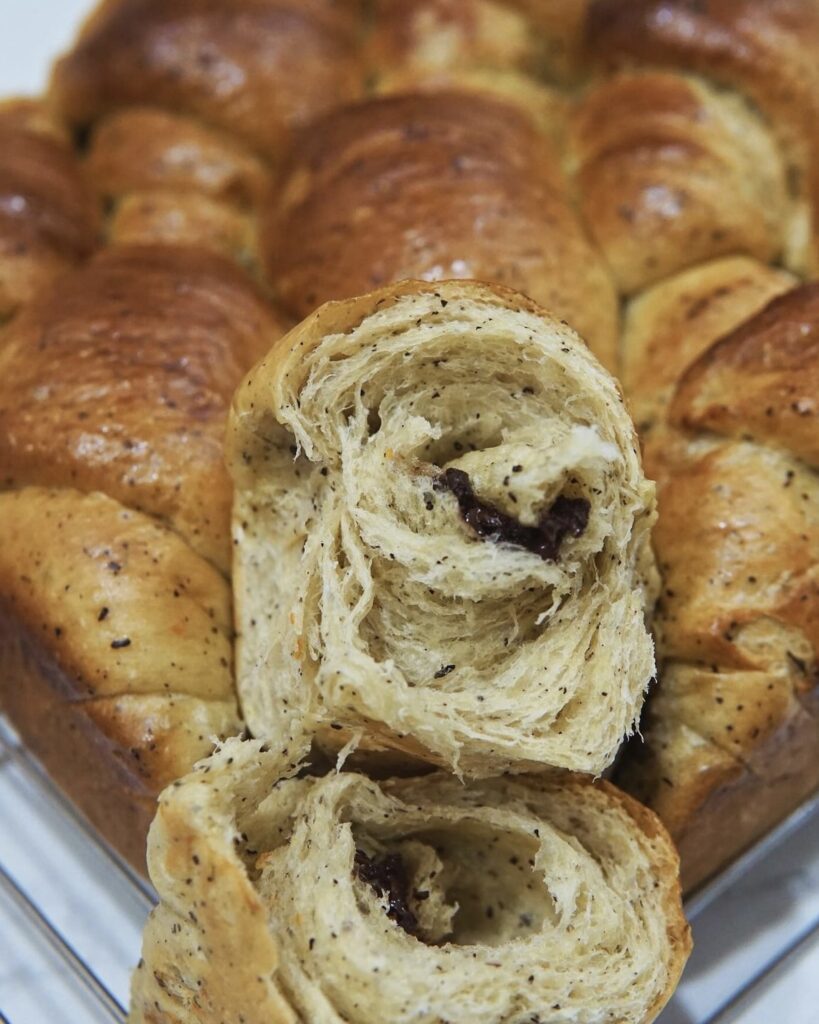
[439, 468, 590, 561]
[354, 849, 418, 934]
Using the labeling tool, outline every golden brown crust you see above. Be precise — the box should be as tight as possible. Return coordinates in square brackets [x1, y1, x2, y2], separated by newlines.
[619, 691, 819, 892]
[87, 107, 271, 209]
[264, 92, 619, 368]
[86, 108, 273, 271]
[621, 257, 795, 437]
[569, 70, 790, 293]
[617, 283, 819, 889]
[0, 245, 285, 571]
[106, 191, 259, 270]
[0, 98, 70, 143]
[372, 67, 569, 145]
[653, 445, 819, 668]
[585, 0, 819, 148]
[49, 0, 365, 160]
[672, 283, 819, 466]
[366, 0, 546, 83]
[0, 122, 99, 318]
[1, 618, 158, 871]
[0, 488, 241, 872]
[367, 0, 592, 85]
[585, 0, 819, 271]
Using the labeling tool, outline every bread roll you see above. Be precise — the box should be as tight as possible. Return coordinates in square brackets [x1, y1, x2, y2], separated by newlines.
[621, 256, 796, 440]
[584, 0, 819, 274]
[0, 103, 98, 318]
[130, 738, 691, 1024]
[229, 281, 657, 777]
[616, 283, 819, 889]
[264, 91, 619, 369]
[49, 0, 365, 160]
[86, 107, 273, 272]
[569, 70, 790, 293]
[0, 245, 286, 868]
[0, 488, 239, 870]
[0, 244, 284, 571]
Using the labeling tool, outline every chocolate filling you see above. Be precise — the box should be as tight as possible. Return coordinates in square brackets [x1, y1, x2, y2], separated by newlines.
[438, 468, 590, 561]
[354, 849, 418, 935]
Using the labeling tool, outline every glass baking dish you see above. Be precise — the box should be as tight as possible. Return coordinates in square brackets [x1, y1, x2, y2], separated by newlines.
[1, 713, 818, 1023]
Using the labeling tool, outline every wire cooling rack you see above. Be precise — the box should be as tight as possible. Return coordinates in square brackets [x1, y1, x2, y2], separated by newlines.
[1, 712, 818, 1024]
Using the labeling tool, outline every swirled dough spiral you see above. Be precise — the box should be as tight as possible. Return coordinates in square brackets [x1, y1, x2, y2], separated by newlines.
[229, 281, 657, 776]
[130, 739, 691, 1024]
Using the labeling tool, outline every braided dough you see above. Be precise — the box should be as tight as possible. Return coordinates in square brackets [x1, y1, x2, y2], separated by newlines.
[0, 100, 98, 318]
[264, 91, 619, 370]
[0, 488, 240, 869]
[229, 281, 657, 776]
[0, 245, 285, 867]
[618, 282, 819, 888]
[130, 738, 691, 1024]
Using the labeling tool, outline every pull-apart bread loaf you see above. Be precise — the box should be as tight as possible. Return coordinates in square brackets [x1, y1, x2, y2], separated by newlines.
[6, 8, 695, 1014]
[130, 738, 690, 1024]
[0, 246, 286, 868]
[15, 0, 817, 898]
[229, 281, 657, 777]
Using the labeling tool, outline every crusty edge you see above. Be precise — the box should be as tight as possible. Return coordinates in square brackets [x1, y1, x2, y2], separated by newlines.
[593, 778, 693, 1021]
[0, 603, 157, 872]
[686, 706, 819, 893]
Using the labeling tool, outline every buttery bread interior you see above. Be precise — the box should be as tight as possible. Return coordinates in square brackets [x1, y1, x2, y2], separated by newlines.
[130, 738, 691, 1024]
[229, 281, 657, 776]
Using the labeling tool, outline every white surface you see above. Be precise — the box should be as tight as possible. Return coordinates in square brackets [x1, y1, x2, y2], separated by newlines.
[0, 2, 818, 1022]
[0, 0, 91, 96]
[663, 812, 819, 1024]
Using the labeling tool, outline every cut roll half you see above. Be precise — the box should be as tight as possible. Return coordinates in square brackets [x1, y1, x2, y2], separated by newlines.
[131, 739, 691, 1024]
[228, 281, 657, 775]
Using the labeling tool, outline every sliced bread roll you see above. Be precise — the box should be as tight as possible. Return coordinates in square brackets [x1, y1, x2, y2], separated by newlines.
[228, 281, 657, 776]
[130, 738, 691, 1024]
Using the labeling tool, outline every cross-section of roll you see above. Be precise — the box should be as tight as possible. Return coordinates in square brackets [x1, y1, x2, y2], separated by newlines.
[229, 281, 657, 777]
[130, 739, 691, 1024]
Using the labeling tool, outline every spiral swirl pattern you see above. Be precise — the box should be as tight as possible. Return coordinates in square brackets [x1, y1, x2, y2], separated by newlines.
[230, 281, 656, 776]
[132, 739, 691, 1024]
